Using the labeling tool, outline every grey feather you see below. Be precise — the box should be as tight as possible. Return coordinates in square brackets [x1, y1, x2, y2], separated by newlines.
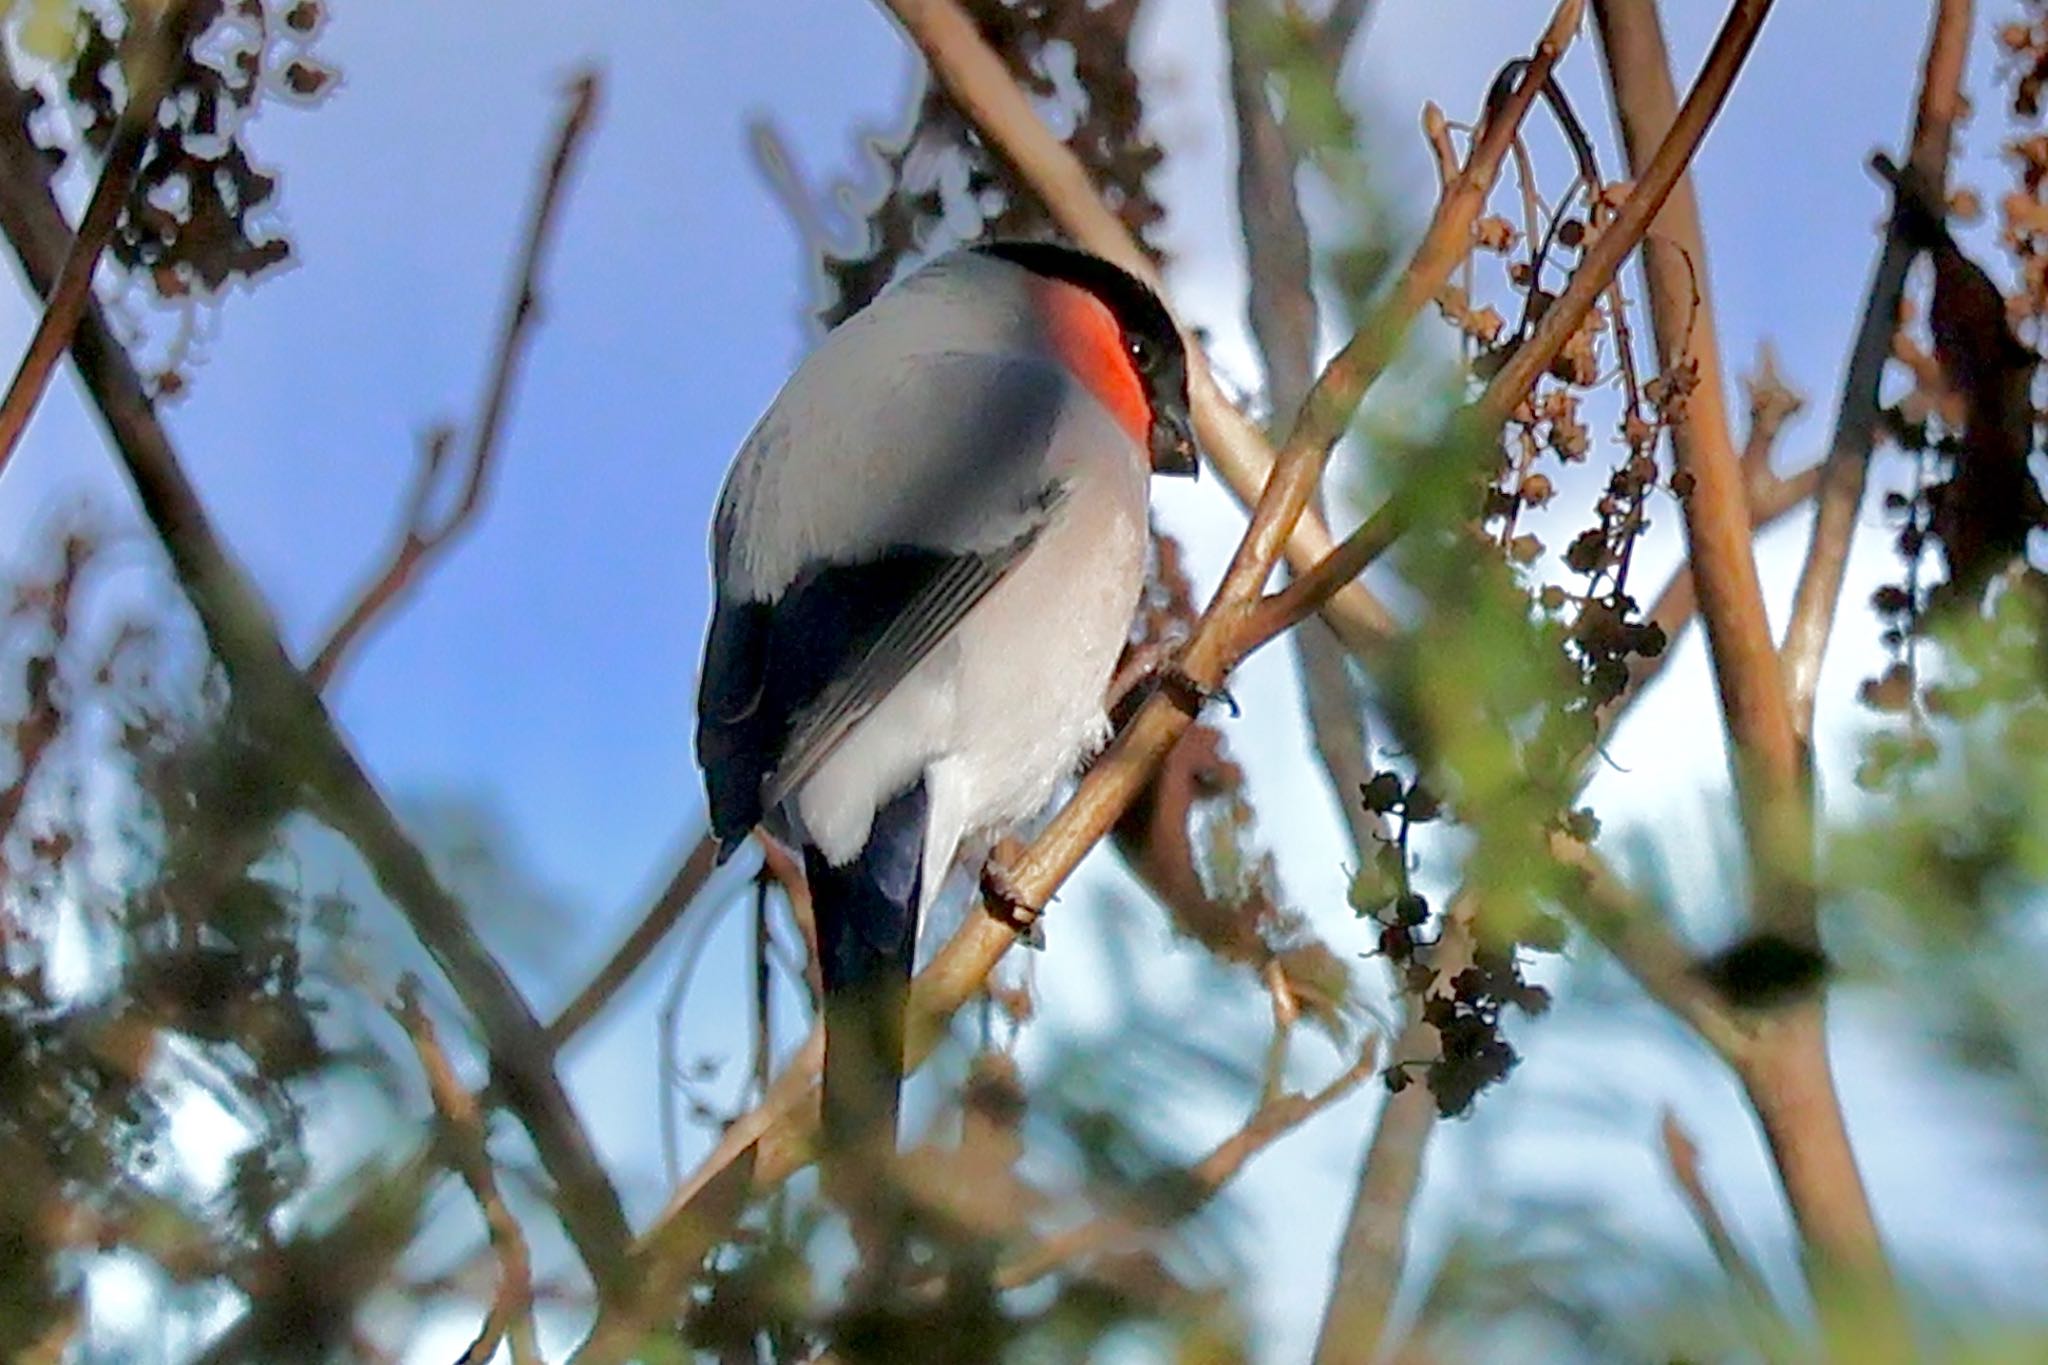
[761, 485, 1065, 811]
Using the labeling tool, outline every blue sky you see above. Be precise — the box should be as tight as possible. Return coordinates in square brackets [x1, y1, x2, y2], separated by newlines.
[5, 0, 2043, 1358]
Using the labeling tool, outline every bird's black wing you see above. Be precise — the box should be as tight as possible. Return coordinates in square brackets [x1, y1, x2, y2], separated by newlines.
[695, 498, 1058, 855]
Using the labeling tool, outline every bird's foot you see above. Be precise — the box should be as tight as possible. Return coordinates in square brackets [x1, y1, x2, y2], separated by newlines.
[981, 860, 1046, 949]
[1154, 663, 1237, 719]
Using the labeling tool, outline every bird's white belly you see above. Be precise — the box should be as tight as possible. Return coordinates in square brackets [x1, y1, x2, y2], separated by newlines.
[791, 455, 1147, 899]
[938, 487, 1144, 833]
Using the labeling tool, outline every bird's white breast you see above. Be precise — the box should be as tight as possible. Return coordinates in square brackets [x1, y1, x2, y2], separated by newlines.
[793, 393, 1149, 901]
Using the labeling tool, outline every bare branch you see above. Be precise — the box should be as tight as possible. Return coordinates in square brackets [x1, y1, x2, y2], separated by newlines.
[0, 1, 201, 478]
[1725, 999, 1899, 1324]
[1594, 0, 1910, 1320]
[999, 1038, 1380, 1290]
[1312, 904, 1475, 1365]
[1659, 1109, 1779, 1317]
[307, 72, 600, 689]
[1583, 0, 1803, 895]
[1228, 0, 1319, 424]
[544, 831, 719, 1051]
[1317, 0, 1377, 70]
[569, 7, 1587, 1356]
[0, 70, 632, 1281]
[1245, 500, 1407, 651]
[1740, 343, 1805, 488]
[1780, 0, 1973, 739]
[397, 980, 541, 1365]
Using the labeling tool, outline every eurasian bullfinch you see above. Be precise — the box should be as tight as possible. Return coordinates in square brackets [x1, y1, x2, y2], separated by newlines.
[695, 241, 1196, 1157]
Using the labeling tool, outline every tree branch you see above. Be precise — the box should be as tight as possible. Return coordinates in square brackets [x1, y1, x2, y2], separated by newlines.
[544, 830, 719, 1051]
[0, 0, 200, 477]
[397, 979, 541, 1365]
[0, 67, 632, 1285]
[568, 8, 1587, 1357]
[1659, 1108, 1779, 1319]
[1779, 0, 1972, 739]
[1579, 0, 1802, 910]
[1591, 0, 1906, 1323]
[997, 1038, 1380, 1290]
[1311, 902, 1476, 1365]
[306, 72, 600, 690]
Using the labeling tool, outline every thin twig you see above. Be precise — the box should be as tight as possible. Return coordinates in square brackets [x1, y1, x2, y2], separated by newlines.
[1658, 1109, 1780, 1318]
[759, 836, 823, 1007]
[0, 69, 633, 1283]
[307, 72, 601, 689]
[0, 0, 199, 478]
[998, 1038, 1380, 1289]
[544, 831, 719, 1051]
[1779, 0, 1972, 739]
[869, 0, 1402, 658]
[1311, 903, 1474, 1365]
[568, 10, 1585, 1358]
[1539, 0, 1805, 926]
[397, 979, 541, 1365]
[750, 873, 774, 1104]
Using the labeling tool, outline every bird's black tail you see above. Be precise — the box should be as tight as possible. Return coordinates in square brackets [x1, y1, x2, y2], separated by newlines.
[804, 779, 928, 1174]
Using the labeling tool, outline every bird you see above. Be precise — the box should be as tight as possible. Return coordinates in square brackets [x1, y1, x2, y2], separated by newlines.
[694, 240, 1197, 1176]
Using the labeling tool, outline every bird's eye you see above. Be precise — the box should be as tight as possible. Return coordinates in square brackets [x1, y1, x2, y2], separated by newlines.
[1127, 334, 1159, 373]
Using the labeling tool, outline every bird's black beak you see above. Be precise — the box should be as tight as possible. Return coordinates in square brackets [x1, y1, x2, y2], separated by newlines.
[1150, 406, 1198, 477]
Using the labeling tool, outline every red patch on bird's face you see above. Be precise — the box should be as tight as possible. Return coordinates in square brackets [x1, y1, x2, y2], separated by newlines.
[1032, 277, 1151, 446]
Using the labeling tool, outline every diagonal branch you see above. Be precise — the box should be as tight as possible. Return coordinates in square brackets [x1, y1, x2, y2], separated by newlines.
[1779, 0, 1973, 739]
[397, 979, 542, 1365]
[997, 1038, 1380, 1290]
[0, 67, 632, 1285]
[869, 0, 1402, 656]
[568, 8, 1587, 1358]
[544, 830, 719, 1051]
[307, 72, 600, 690]
[0, 0, 202, 476]
[1590, 0, 1801, 844]
[1659, 1109, 1780, 1320]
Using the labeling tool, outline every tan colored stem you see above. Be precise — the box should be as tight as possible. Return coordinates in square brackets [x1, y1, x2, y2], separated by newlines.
[1568, 1, 1805, 909]
[570, 7, 1585, 1357]
[880, 0, 1403, 654]
[0, 2, 198, 478]
[308, 72, 601, 689]
[0, 66, 633, 1281]
[1780, 0, 1972, 738]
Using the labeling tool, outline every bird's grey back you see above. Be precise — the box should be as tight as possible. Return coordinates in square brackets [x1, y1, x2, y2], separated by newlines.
[714, 251, 1075, 602]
